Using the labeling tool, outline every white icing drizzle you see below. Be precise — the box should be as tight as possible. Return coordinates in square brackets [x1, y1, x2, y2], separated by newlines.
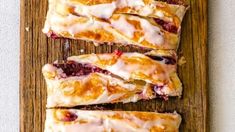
[155, 10, 165, 18]
[44, 65, 151, 107]
[106, 60, 131, 80]
[49, 13, 110, 35]
[136, 17, 164, 45]
[68, 52, 170, 84]
[139, 6, 153, 16]
[126, 0, 145, 7]
[116, 0, 145, 8]
[74, 4, 89, 17]
[111, 15, 164, 45]
[44, 0, 168, 46]
[68, 0, 152, 19]
[111, 15, 135, 38]
[66, 16, 96, 34]
[87, 2, 117, 19]
[45, 110, 181, 132]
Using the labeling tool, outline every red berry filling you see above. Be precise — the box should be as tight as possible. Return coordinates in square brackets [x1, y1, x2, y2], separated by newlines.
[153, 85, 169, 100]
[60, 111, 78, 122]
[146, 55, 176, 65]
[47, 32, 60, 39]
[53, 61, 110, 77]
[154, 18, 178, 34]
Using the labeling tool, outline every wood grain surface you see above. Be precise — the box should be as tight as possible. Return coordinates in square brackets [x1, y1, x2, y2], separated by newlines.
[20, 0, 208, 131]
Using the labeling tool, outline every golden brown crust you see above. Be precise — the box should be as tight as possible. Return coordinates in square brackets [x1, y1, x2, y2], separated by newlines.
[45, 109, 182, 132]
[68, 51, 179, 86]
[43, 0, 188, 49]
[43, 70, 155, 107]
[66, 0, 187, 21]
[42, 51, 182, 107]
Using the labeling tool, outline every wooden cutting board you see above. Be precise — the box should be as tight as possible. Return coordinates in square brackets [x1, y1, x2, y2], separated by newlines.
[20, 0, 208, 131]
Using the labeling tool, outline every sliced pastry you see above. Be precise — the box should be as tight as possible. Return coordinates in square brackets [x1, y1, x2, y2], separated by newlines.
[43, 0, 188, 49]
[46, 0, 188, 32]
[45, 109, 182, 132]
[42, 50, 182, 107]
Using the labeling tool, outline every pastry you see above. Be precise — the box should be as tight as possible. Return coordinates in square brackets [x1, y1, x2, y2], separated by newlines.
[45, 109, 182, 132]
[42, 50, 182, 107]
[43, 0, 188, 49]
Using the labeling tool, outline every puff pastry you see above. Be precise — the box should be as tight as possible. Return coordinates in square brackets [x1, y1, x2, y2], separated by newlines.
[42, 50, 182, 107]
[45, 109, 182, 132]
[43, 0, 188, 49]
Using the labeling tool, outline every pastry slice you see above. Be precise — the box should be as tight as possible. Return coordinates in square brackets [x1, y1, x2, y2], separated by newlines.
[43, 0, 188, 50]
[42, 50, 182, 107]
[45, 109, 182, 132]
[48, 0, 188, 33]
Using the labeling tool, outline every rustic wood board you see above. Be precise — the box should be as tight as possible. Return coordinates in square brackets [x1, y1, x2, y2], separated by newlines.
[20, 0, 208, 131]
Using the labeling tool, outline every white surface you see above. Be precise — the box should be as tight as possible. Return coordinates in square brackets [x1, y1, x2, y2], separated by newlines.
[0, 0, 235, 131]
[0, 0, 20, 132]
[209, 0, 235, 131]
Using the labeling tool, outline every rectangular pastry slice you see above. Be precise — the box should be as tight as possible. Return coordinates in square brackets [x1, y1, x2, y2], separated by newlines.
[45, 109, 182, 132]
[43, 0, 188, 49]
[42, 50, 182, 107]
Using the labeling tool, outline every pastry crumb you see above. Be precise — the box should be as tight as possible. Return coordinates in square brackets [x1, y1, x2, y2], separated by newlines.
[178, 56, 186, 66]
[25, 27, 30, 32]
[93, 42, 100, 46]
[80, 49, 85, 53]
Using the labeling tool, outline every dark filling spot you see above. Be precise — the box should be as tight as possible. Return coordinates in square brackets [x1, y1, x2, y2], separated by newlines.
[147, 55, 176, 65]
[153, 85, 169, 100]
[147, 56, 164, 61]
[49, 32, 60, 39]
[98, 18, 111, 24]
[154, 18, 178, 34]
[60, 111, 78, 122]
[53, 61, 110, 77]
[153, 85, 164, 91]
[162, 56, 177, 65]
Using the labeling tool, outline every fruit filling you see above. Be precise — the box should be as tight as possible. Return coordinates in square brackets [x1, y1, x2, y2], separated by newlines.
[146, 55, 176, 65]
[53, 61, 110, 77]
[53, 60, 169, 100]
[154, 18, 178, 34]
[57, 111, 78, 122]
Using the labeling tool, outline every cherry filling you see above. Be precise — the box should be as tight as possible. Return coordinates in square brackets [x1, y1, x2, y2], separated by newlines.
[53, 61, 110, 77]
[154, 18, 178, 34]
[153, 85, 169, 100]
[59, 111, 78, 122]
[147, 55, 176, 65]
[47, 32, 61, 39]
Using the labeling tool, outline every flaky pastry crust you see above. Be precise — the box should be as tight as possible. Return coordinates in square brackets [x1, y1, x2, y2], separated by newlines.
[45, 109, 182, 132]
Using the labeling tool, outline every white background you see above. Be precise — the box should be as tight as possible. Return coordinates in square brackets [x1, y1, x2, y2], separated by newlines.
[0, 0, 235, 131]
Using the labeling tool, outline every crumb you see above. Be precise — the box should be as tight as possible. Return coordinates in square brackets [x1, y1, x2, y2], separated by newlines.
[25, 27, 29, 32]
[93, 42, 100, 46]
[178, 56, 186, 66]
[80, 49, 85, 53]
